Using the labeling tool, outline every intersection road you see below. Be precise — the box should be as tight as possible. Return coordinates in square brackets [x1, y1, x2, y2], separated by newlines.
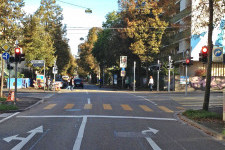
[0, 86, 225, 150]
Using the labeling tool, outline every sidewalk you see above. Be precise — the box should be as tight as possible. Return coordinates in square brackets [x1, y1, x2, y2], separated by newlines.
[0, 87, 225, 142]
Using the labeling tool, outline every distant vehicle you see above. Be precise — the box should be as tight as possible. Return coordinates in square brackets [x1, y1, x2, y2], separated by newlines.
[55, 78, 64, 88]
[62, 76, 69, 81]
[74, 78, 83, 88]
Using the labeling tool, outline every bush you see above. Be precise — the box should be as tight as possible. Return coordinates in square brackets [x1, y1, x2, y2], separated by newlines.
[0, 104, 18, 111]
[183, 109, 221, 120]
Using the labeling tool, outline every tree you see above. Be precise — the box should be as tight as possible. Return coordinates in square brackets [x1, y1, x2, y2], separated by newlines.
[35, 0, 71, 75]
[0, 0, 25, 48]
[118, 0, 168, 79]
[22, 15, 55, 72]
[77, 27, 101, 82]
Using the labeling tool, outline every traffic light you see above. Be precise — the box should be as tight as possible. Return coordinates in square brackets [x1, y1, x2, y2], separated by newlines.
[20, 54, 25, 62]
[199, 46, 208, 63]
[9, 56, 15, 63]
[183, 57, 193, 66]
[14, 47, 25, 63]
[7, 64, 13, 70]
[15, 47, 21, 62]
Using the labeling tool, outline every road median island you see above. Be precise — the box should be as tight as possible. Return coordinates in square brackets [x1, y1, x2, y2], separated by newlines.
[178, 108, 225, 141]
[0, 97, 43, 113]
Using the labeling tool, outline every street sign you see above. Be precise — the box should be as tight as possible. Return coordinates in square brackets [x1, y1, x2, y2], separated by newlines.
[212, 47, 223, 62]
[2, 52, 9, 60]
[31, 60, 44, 67]
[121, 70, 126, 77]
[1, 44, 10, 51]
[52, 67, 58, 74]
[120, 56, 127, 68]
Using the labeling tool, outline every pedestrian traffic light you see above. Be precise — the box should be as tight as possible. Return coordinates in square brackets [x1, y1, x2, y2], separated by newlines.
[199, 46, 208, 63]
[7, 64, 13, 70]
[15, 47, 21, 62]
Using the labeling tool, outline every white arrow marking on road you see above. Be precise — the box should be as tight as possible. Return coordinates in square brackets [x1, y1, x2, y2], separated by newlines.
[3, 126, 43, 150]
[142, 127, 161, 150]
[87, 98, 91, 104]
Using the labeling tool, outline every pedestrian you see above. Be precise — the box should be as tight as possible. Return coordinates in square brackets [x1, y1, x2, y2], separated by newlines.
[148, 76, 154, 91]
[69, 77, 74, 91]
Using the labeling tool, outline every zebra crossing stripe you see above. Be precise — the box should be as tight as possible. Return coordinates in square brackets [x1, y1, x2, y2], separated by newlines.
[121, 104, 133, 111]
[139, 105, 153, 112]
[103, 104, 112, 110]
[44, 104, 56, 110]
[64, 104, 75, 109]
[84, 104, 92, 109]
[158, 106, 173, 113]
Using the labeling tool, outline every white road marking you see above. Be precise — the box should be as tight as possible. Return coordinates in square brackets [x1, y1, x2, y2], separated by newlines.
[73, 116, 87, 150]
[87, 98, 91, 104]
[44, 94, 54, 99]
[3, 126, 43, 150]
[0, 112, 20, 124]
[17, 115, 176, 121]
[129, 94, 158, 106]
[142, 127, 161, 150]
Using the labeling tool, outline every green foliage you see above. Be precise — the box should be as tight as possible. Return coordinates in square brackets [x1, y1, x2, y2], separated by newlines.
[0, 97, 6, 102]
[0, 104, 18, 111]
[183, 109, 222, 120]
[0, 0, 25, 48]
[77, 27, 101, 78]
[119, 0, 168, 63]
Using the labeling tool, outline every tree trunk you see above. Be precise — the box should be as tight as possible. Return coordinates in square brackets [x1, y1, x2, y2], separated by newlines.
[203, 0, 213, 111]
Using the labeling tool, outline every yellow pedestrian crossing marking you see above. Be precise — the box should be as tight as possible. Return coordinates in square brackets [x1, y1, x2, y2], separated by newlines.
[64, 104, 74, 109]
[103, 104, 112, 110]
[43, 103, 177, 113]
[84, 104, 92, 109]
[139, 105, 153, 112]
[121, 104, 133, 111]
[44, 104, 56, 110]
[176, 106, 185, 110]
[158, 106, 173, 113]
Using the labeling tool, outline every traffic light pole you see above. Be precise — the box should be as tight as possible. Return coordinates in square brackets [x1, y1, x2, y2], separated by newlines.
[185, 64, 188, 96]
[168, 56, 171, 93]
[0, 56, 4, 97]
[14, 61, 18, 103]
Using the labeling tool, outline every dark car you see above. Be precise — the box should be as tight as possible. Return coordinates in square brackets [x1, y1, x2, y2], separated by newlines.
[74, 78, 83, 88]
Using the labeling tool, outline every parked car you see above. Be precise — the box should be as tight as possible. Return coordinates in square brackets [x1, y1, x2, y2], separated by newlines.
[55, 78, 64, 88]
[74, 78, 83, 88]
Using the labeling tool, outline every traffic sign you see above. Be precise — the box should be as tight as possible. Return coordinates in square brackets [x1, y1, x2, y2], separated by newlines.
[1, 44, 10, 51]
[121, 70, 126, 77]
[212, 47, 223, 62]
[2, 52, 9, 60]
[31, 60, 44, 67]
[120, 56, 127, 68]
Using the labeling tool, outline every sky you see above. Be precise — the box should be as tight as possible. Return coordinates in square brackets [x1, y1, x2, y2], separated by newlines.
[23, 0, 119, 56]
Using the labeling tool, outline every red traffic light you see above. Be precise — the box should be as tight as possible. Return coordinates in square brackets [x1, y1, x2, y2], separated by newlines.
[186, 58, 190, 64]
[201, 46, 208, 54]
[15, 48, 21, 54]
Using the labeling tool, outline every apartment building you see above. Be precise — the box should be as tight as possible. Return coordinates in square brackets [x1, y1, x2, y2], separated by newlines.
[161, 0, 225, 78]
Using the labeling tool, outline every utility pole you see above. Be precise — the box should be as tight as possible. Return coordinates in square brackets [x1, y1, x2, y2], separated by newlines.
[133, 61, 136, 92]
[157, 60, 160, 92]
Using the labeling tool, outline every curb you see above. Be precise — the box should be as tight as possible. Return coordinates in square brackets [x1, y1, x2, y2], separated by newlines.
[177, 112, 225, 141]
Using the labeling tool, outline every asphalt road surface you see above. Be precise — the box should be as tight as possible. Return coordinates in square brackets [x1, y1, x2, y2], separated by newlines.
[0, 85, 225, 150]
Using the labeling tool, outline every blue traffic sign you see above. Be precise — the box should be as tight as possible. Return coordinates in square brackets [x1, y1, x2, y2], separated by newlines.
[2, 52, 9, 60]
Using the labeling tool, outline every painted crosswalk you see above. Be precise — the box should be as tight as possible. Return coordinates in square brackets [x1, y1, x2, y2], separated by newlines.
[43, 103, 182, 113]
